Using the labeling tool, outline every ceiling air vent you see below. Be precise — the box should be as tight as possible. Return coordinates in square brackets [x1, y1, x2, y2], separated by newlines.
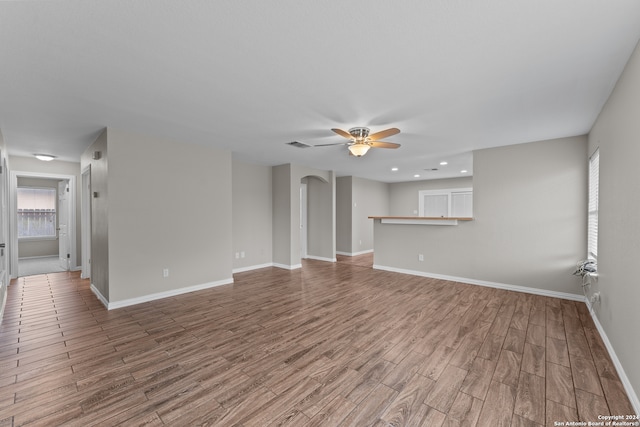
[424, 168, 439, 171]
[286, 141, 312, 148]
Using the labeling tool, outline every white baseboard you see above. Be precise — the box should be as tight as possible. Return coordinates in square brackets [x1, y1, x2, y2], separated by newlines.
[90, 283, 109, 309]
[233, 263, 274, 274]
[305, 255, 337, 263]
[585, 299, 640, 416]
[372, 264, 584, 301]
[336, 249, 373, 257]
[273, 263, 302, 270]
[105, 278, 234, 310]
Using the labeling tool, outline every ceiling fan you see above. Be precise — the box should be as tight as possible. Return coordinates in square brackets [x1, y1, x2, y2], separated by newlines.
[288, 127, 401, 157]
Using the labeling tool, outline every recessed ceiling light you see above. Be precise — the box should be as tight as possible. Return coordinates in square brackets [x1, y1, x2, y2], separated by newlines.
[414, 174, 421, 178]
[35, 154, 56, 162]
[439, 161, 448, 166]
[460, 170, 468, 173]
[391, 167, 398, 172]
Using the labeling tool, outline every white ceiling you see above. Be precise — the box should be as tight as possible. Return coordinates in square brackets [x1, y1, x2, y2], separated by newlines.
[1, 1, 639, 183]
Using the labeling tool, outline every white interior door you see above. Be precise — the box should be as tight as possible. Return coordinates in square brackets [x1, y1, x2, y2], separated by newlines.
[58, 180, 70, 270]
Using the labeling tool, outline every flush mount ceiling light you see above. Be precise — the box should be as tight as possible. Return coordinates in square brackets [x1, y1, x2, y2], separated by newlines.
[440, 161, 448, 165]
[35, 154, 56, 162]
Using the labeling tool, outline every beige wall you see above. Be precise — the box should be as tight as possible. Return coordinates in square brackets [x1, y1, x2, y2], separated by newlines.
[335, 176, 352, 254]
[232, 157, 272, 270]
[272, 163, 334, 268]
[272, 164, 292, 267]
[81, 130, 109, 299]
[0, 130, 8, 320]
[307, 175, 334, 259]
[352, 177, 389, 254]
[10, 155, 82, 268]
[336, 176, 389, 255]
[389, 176, 473, 216]
[588, 40, 640, 411]
[472, 136, 587, 292]
[16, 177, 60, 258]
[106, 128, 232, 302]
[375, 135, 587, 296]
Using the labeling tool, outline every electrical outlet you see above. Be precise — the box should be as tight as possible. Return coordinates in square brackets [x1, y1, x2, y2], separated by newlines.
[163, 268, 169, 278]
[235, 252, 239, 259]
[241, 251, 245, 258]
[418, 254, 424, 261]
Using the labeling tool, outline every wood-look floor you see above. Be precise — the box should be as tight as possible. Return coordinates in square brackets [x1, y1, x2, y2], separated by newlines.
[0, 254, 635, 426]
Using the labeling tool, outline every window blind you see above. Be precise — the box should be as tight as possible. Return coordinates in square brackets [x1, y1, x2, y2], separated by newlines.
[588, 149, 599, 259]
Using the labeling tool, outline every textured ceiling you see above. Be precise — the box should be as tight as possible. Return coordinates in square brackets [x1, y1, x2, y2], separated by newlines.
[1, 1, 639, 182]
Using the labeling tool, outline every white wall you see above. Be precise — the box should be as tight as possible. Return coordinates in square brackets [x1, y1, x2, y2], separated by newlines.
[232, 157, 272, 271]
[588, 39, 640, 413]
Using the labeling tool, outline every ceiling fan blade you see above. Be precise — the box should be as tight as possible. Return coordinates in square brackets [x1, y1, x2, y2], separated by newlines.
[331, 128, 354, 140]
[368, 127, 400, 141]
[313, 142, 349, 147]
[369, 141, 401, 149]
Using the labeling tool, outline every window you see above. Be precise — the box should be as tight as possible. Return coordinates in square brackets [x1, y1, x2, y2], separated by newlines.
[17, 187, 57, 239]
[588, 149, 599, 259]
[419, 188, 473, 217]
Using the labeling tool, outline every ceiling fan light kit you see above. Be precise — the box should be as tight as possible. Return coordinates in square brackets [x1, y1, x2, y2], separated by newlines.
[286, 126, 401, 158]
[348, 144, 371, 157]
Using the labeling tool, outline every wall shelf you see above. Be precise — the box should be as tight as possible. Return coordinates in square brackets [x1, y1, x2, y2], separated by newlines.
[368, 216, 473, 226]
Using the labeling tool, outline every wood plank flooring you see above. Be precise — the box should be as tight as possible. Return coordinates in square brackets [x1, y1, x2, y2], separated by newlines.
[0, 255, 635, 426]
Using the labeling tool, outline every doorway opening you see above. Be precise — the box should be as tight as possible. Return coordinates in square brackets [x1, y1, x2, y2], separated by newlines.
[9, 171, 77, 278]
[300, 182, 307, 259]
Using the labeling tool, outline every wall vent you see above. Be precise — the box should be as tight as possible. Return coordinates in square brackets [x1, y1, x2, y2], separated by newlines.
[286, 141, 312, 148]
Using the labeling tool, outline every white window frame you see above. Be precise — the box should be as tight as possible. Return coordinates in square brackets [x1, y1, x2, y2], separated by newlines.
[588, 148, 599, 260]
[419, 188, 473, 217]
